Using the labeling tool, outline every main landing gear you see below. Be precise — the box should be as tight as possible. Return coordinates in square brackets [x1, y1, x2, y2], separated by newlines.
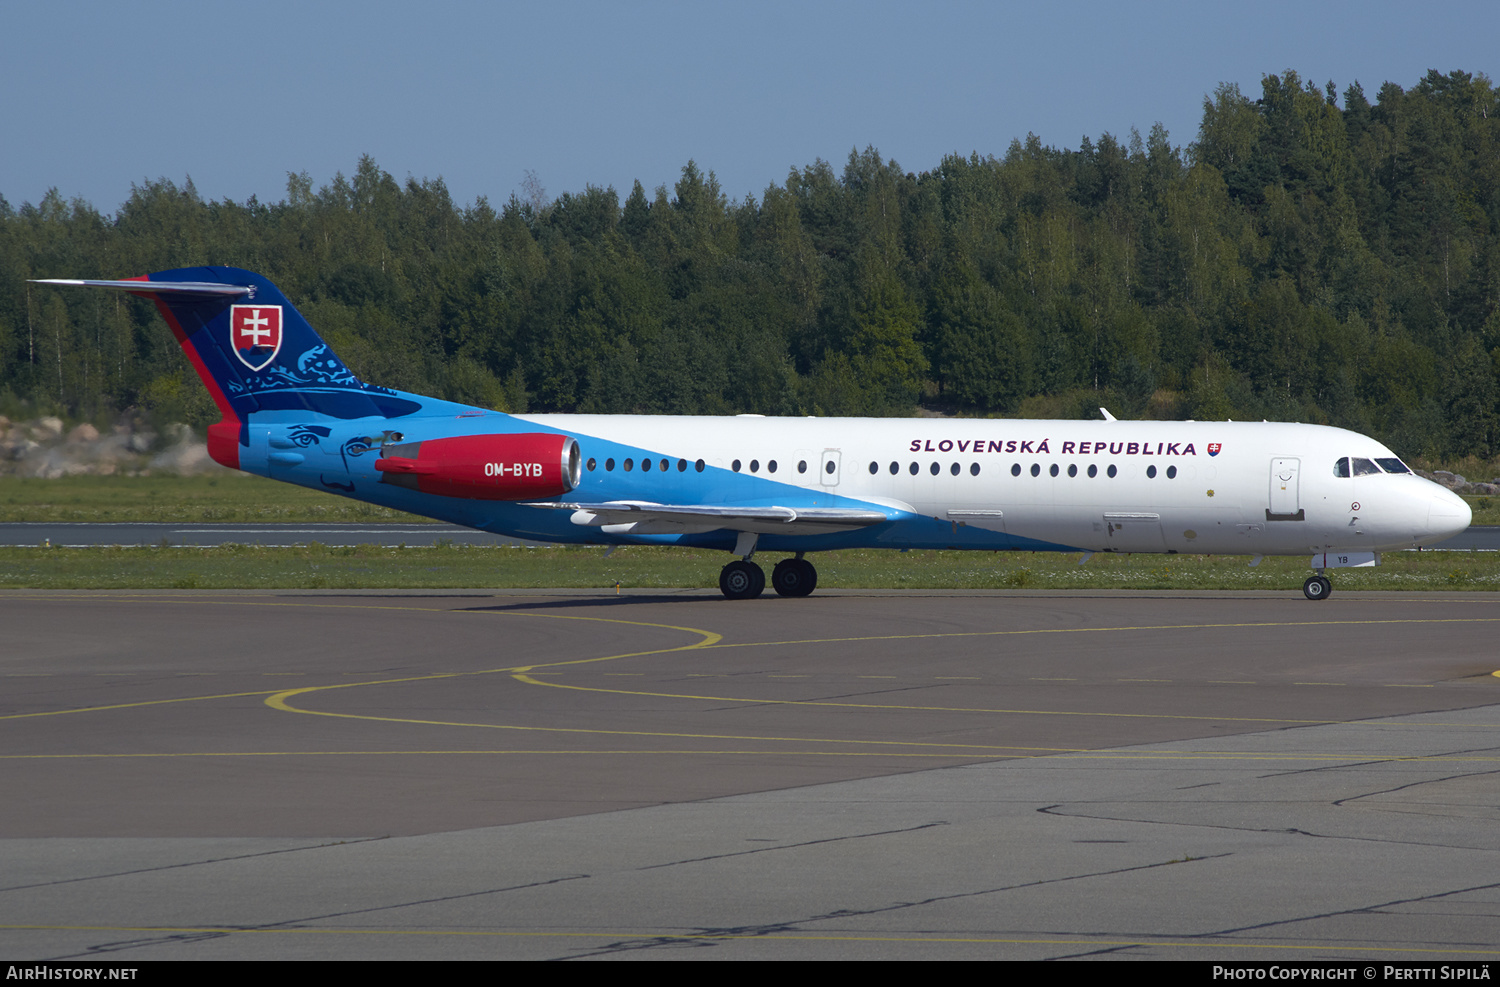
[771, 557, 817, 597]
[719, 559, 765, 599]
[1303, 574, 1333, 600]
[717, 538, 818, 600]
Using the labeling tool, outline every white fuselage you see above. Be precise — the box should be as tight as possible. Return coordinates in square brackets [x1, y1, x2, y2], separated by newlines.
[518, 414, 1471, 556]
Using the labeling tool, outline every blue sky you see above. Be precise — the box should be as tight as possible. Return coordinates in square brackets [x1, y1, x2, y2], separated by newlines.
[3, 0, 1496, 214]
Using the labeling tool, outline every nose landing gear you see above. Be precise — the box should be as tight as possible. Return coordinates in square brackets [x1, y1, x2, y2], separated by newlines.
[1303, 574, 1332, 600]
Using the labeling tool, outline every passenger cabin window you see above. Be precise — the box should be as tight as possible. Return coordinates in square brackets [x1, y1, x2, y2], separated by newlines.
[1352, 457, 1381, 476]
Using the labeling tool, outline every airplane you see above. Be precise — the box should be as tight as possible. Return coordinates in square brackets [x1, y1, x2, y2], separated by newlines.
[33, 267, 1472, 601]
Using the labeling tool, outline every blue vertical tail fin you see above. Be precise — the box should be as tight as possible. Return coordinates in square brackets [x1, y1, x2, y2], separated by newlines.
[32, 267, 423, 468]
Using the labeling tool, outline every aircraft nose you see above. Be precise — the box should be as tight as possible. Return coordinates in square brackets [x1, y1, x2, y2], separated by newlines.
[1425, 484, 1472, 544]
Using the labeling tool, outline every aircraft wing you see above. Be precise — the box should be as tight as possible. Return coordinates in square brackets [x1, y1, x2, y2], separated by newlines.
[526, 500, 890, 535]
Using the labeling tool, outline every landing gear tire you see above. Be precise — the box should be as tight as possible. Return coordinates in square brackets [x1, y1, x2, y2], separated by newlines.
[720, 560, 766, 600]
[771, 558, 818, 598]
[1303, 575, 1332, 601]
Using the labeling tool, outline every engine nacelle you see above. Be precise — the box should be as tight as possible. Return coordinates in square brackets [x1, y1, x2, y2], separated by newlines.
[374, 433, 581, 500]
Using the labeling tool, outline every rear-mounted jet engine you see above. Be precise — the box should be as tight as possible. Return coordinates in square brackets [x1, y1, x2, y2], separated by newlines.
[375, 433, 581, 500]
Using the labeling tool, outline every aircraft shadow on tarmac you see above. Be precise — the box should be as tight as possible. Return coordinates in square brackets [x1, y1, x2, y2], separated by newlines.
[456, 593, 733, 612]
[263, 589, 732, 611]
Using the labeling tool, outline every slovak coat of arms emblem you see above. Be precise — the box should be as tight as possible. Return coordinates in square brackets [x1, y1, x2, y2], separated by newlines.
[1207, 442, 1222, 456]
[230, 305, 283, 371]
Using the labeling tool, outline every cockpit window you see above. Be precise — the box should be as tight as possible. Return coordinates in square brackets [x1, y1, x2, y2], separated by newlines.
[1352, 457, 1381, 476]
[1375, 458, 1411, 474]
[1333, 457, 1350, 478]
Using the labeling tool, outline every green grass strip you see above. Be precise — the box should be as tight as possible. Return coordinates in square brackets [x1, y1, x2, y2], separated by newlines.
[0, 544, 1494, 591]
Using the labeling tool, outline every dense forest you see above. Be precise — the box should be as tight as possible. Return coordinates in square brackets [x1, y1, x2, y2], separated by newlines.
[2, 69, 1498, 462]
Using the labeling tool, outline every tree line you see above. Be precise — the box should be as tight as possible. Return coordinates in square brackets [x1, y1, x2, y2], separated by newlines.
[2, 68, 1498, 461]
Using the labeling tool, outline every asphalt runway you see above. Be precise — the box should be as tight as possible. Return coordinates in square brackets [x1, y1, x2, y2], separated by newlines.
[0, 522, 539, 547]
[2, 589, 1498, 961]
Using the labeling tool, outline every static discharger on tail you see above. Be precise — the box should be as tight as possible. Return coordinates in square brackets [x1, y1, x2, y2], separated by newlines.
[33, 268, 1471, 600]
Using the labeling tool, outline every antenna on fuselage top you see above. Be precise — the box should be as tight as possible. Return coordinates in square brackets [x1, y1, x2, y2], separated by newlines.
[1099, 407, 1117, 421]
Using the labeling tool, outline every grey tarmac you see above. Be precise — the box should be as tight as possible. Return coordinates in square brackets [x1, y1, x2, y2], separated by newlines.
[1, 589, 1497, 960]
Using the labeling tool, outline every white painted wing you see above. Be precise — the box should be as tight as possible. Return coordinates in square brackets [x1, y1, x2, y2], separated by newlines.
[524, 500, 889, 536]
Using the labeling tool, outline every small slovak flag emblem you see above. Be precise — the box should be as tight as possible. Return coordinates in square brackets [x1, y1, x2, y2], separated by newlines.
[230, 305, 283, 371]
[1207, 442, 1222, 456]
